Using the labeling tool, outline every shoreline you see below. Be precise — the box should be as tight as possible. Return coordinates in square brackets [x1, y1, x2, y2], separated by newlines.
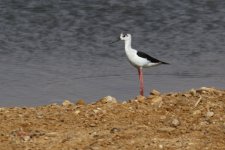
[0, 87, 225, 149]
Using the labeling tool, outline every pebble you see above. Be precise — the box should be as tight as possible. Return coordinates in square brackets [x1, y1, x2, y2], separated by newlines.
[89, 123, 97, 127]
[150, 89, 160, 96]
[159, 144, 163, 149]
[93, 109, 100, 114]
[74, 110, 81, 115]
[171, 118, 180, 127]
[99, 96, 117, 104]
[75, 99, 86, 105]
[197, 87, 220, 95]
[206, 111, 214, 118]
[110, 128, 121, 133]
[189, 89, 197, 96]
[45, 132, 58, 137]
[158, 127, 176, 132]
[160, 115, 167, 120]
[151, 96, 163, 107]
[0, 108, 5, 111]
[62, 100, 73, 106]
[136, 95, 145, 102]
[166, 93, 178, 97]
[192, 110, 201, 115]
[22, 135, 30, 142]
[183, 93, 191, 97]
[122, 101, 127, 104]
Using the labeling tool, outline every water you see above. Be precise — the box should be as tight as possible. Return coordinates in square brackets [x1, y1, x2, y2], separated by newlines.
[0, 0, 225, 106]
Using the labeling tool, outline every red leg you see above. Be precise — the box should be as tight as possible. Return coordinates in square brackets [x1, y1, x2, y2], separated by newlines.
[138, 67, 144, 96]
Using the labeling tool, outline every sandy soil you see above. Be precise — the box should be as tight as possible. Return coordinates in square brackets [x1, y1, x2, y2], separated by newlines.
[0, 87, 225, 150]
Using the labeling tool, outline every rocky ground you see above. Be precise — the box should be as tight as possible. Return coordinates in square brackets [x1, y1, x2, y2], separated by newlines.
[0, 87, 225, 150]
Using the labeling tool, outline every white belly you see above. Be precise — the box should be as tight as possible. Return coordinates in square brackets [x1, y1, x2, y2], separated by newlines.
[126, 51, 159, 68]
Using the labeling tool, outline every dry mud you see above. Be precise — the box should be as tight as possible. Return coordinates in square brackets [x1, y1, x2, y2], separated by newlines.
[0, 87, 225, 150]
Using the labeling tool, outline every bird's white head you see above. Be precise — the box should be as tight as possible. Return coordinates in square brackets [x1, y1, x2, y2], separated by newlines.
[120, 33, 131, 41]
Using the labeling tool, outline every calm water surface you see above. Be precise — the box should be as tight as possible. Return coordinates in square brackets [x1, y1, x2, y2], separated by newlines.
[0, 0, 225, 106]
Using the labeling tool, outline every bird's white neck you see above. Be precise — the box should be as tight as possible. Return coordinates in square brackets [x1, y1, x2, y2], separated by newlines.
[124, 39, 132, 51]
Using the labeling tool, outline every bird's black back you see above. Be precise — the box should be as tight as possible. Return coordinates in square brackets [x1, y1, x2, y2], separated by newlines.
[137, 51, 169, 64]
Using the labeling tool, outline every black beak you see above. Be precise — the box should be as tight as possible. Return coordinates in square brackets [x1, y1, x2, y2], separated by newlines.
[110, 38, 120, 44]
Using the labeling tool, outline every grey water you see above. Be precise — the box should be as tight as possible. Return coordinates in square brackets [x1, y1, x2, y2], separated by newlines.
[0, 0, 225, 106]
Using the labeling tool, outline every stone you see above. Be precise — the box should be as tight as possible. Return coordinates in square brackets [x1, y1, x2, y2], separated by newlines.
[99, 96, 117, 104]
[197, 87, 218, 94]
[171, 118, 180, 127]
[93, 109, 100, 114]
[136, 95, 145, 102]
[45, 132, 58, 137]
[151, 96, 163, 107]
[22, 136, 30, 142]
[160, 115, 167, 120]
[62, 100, 73, 106]
[206, 111, 214, 118]
[74, 110, 81, 115]
[159, 144, 164, 149]
[158, 127, 176, 132]
[75, 99, 86, 105]
[0, 108, 5, 111]
[192, 110, 201, 115]
[189, 89, 197, 96]
[183, 93, 191, 97]
[110, 128, 121, 133]
[122, 101, 127, 104]
[150, 89, 160, 96]
[89, 123, 97, 127]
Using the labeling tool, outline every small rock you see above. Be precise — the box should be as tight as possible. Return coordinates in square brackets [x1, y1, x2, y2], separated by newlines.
[146, 95, 155, 99]
[159, 144, 163, 149]
[18, 114, 23, 118]
[89, 123, 97, 127]
[45, 132, 58, 137]
[166, 93, 178, 97]
[62, 100, 73, 106]
[48, 103, 59, 108]
[200, 121, 208, 126]
[197, 87, 216, 94]
[183, 93, 191, 97]
[75, 99, 86, 105]
[93, 108, 103, 114]
[99, 96, 117, 104]
[36, 115, 43, 119]
[158, 127, 176, 132]
[150, 89, 160, 96]
[0, 108, 5, 111]
[160, 115, 167, 120]
[110, 128, 121, 133]
[192, 110, 201, 115]
[151, 96, 163, 107]
[74, 110, 80, 115]
[206, 111, 214, 118]
[93, 109, 100, 114]
[189, 89, 197, 96]
[22, 135, 30, 142]
[171, 118, 180, 127]
[136, 95, 145, 102]
[122, 101, 127, 104]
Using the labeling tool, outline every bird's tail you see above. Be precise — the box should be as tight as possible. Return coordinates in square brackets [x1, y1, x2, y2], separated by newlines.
[161, 61, 169, 65]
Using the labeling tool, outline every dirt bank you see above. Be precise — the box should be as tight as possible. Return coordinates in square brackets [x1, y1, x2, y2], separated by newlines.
[0, 87, 225, 150]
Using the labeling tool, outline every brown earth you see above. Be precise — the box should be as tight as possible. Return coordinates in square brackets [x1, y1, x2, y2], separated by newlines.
[0, 87, 225, 150]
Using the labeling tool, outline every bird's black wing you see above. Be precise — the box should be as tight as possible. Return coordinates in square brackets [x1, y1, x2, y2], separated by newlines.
[137, 51, 169, 64]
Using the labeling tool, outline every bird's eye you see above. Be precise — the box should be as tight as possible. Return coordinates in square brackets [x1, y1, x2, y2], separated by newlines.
[123, 34, 126, 37]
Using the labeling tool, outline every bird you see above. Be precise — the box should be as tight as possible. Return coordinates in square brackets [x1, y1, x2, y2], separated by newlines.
[111, 33, 169, 96]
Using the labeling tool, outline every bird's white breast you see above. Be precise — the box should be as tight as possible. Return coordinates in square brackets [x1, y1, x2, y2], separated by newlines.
[125, 49, 150, 68]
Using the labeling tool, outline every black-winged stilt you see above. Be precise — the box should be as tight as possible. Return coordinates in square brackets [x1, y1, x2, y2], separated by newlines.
[111, 33, 169, 96]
